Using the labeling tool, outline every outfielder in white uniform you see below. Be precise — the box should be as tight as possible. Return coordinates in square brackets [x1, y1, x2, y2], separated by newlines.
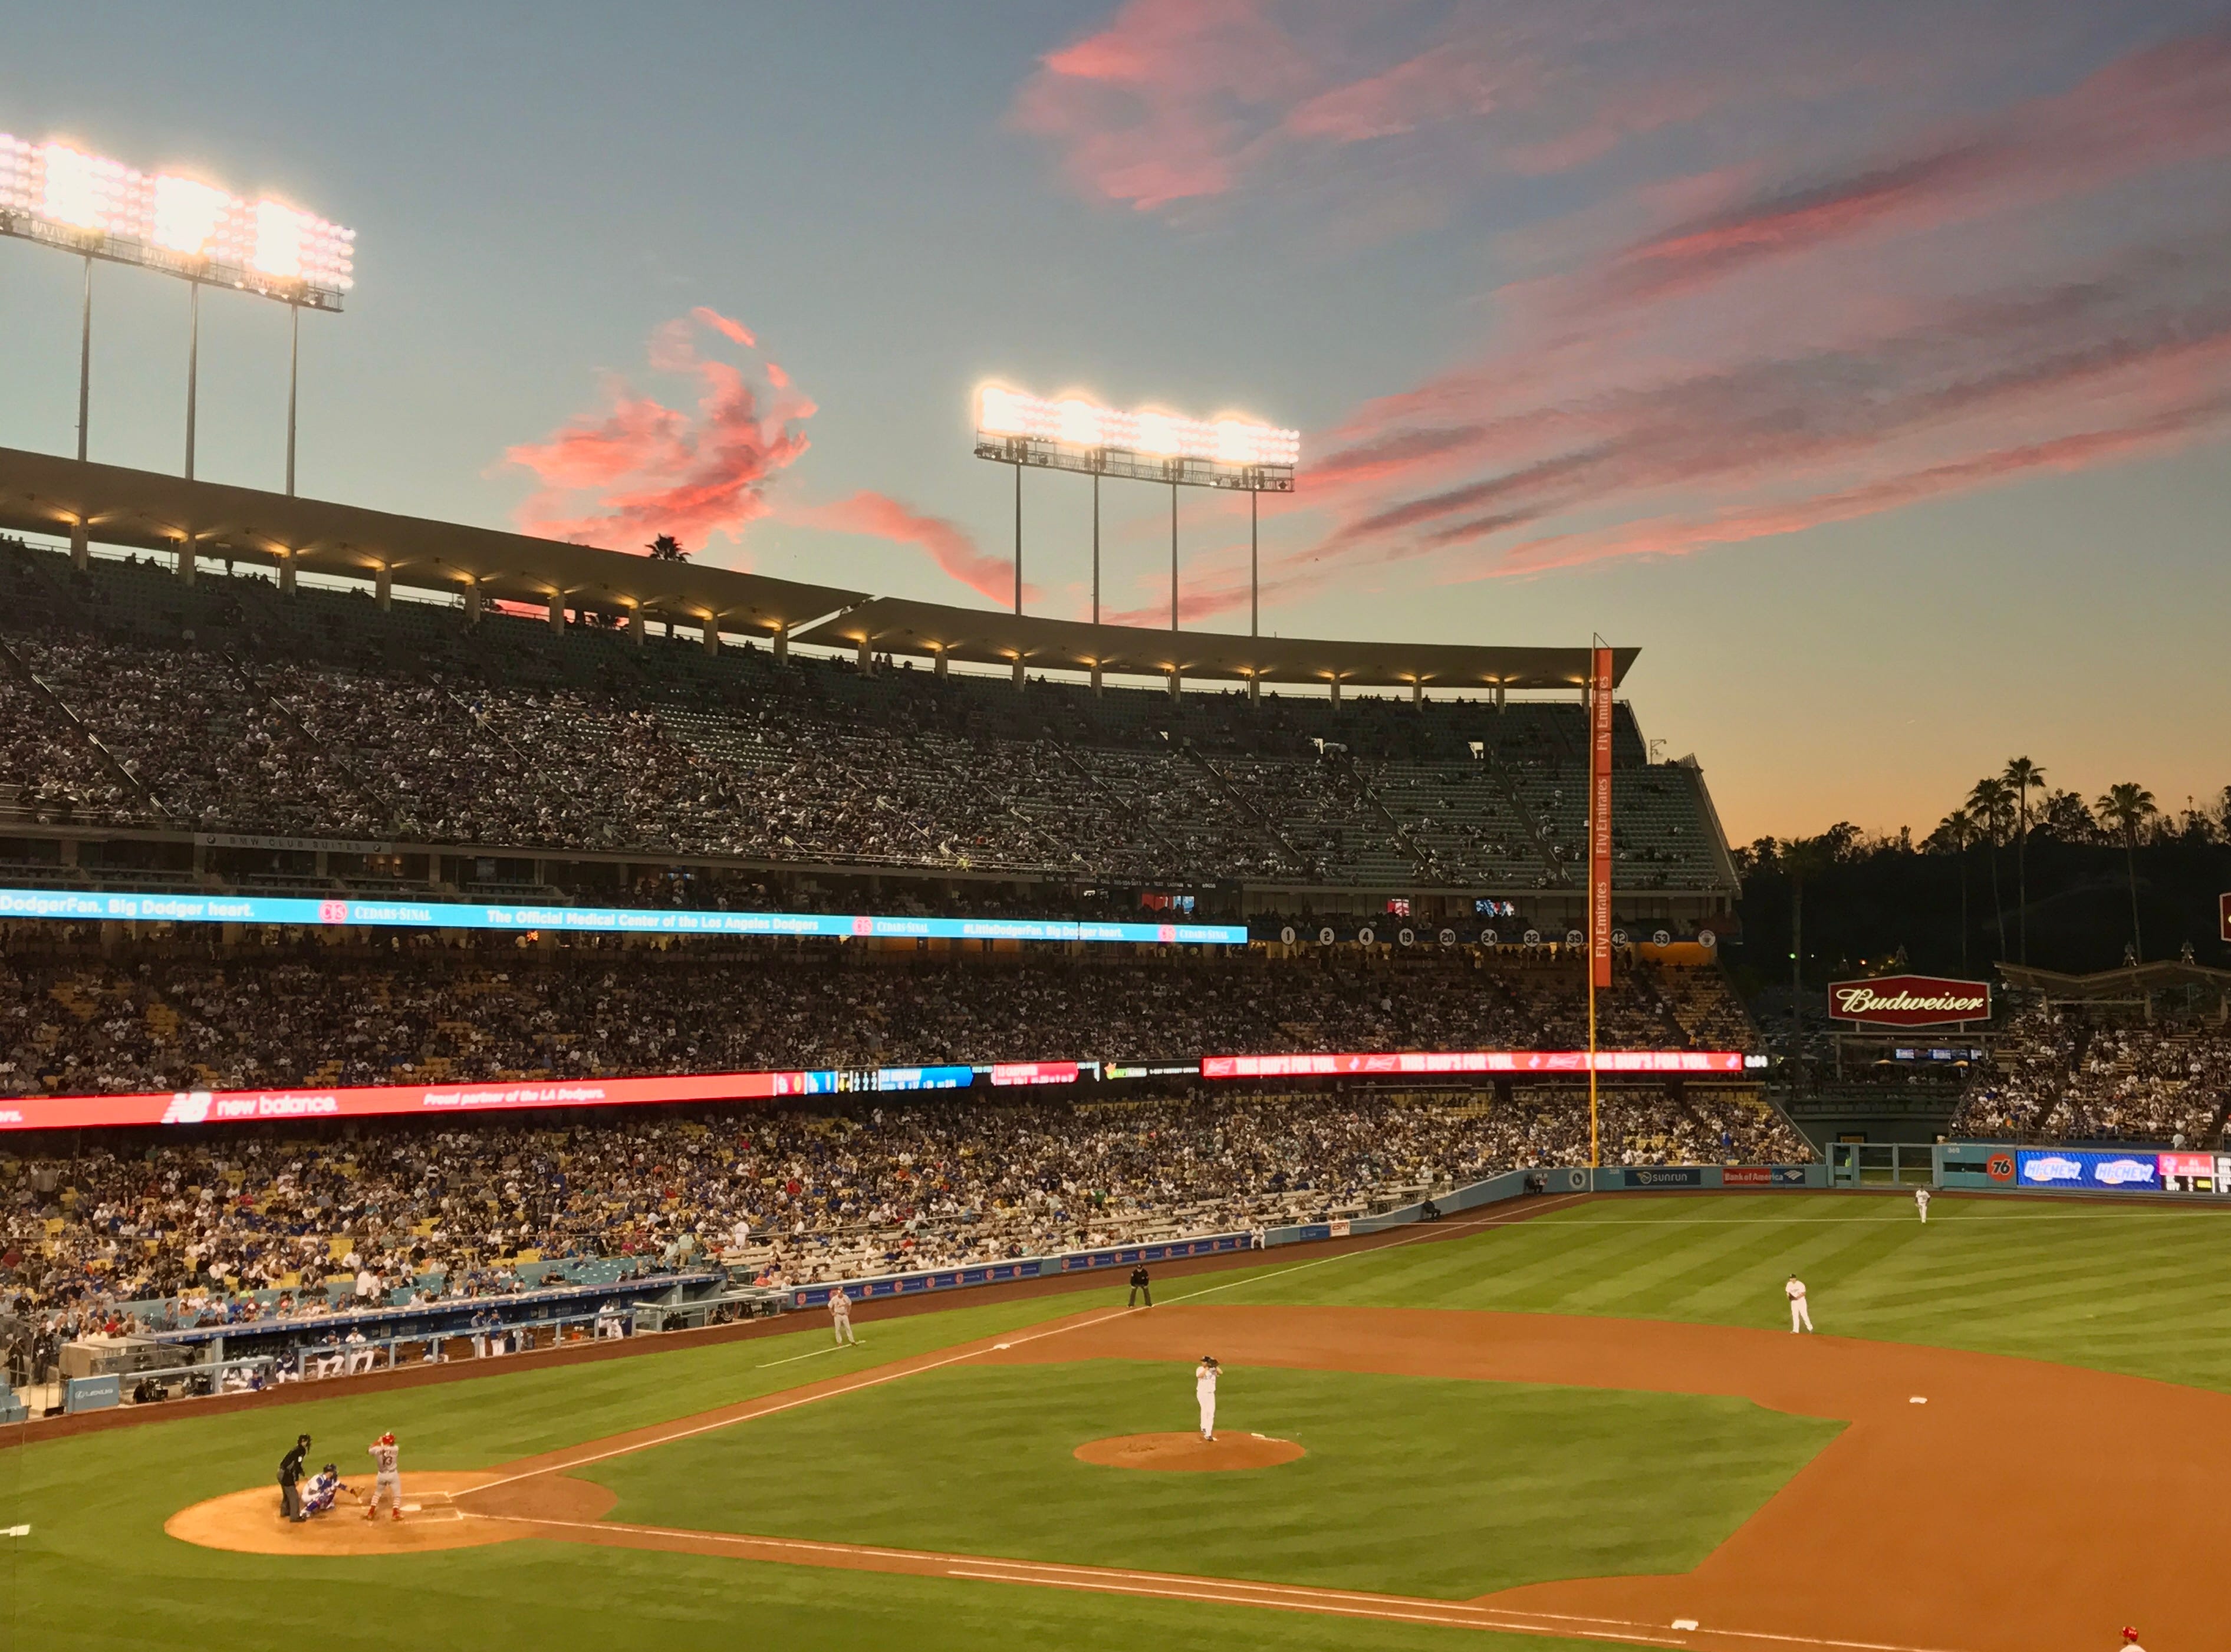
[830, 1286, 857, 1347]
[1786, 1275, 1814, 1334]
[364, 1432, 403, 1521]
[1914, 1187, 1931, 1224]
[1195, 1355, 1219, 1440]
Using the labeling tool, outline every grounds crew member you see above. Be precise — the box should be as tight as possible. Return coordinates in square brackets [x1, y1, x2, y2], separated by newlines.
[278, 1433, 311, 1522]
[1128, 1263, 1153, 1308]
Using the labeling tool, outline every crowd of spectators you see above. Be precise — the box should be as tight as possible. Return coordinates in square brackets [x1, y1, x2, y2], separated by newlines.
[1950, 1005, 2231, 1146]
[0, 551, 1729, 895]
[0, 950, 1756, 1098]
[0, 1080, 1805, 1332]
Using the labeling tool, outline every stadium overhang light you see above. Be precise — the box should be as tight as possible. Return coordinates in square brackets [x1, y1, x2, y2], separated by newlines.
[0, 131, 355, 308]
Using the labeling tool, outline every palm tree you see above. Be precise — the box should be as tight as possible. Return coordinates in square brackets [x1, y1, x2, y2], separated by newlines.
[1935, 805, 1979, 972]
[644, 534, 687, 636]
[1966, 776, 2013, 960]
[2002, 756, 2045, 963]
[2095, 782, 2157, 963]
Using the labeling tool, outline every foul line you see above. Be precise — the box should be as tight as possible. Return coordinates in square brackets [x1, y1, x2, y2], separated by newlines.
[463, 1194, 1585, 1497]
[463, 1507, 1967, 1652]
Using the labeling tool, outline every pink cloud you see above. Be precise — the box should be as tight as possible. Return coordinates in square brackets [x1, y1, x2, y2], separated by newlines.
[503, 310, 813, 551]
[1274, 25, 2231, 592]
[796, 491, 1036, 608]
[1009, 1, 1896, 212]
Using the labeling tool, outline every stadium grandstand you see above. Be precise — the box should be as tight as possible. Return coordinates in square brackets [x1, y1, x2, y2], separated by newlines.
[0, 445, 1736, 924]
[0, 446, 1778, 1409]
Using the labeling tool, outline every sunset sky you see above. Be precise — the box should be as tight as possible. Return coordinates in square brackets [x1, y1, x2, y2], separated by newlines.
[2, 2, 2227, 842]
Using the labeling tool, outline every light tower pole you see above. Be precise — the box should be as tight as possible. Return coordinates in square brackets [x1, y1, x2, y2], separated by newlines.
[185, 281, 200, 480]
[76, 256, 93, 463]
[1250, 486, 1259, 638]
[286, 303, 301, 496]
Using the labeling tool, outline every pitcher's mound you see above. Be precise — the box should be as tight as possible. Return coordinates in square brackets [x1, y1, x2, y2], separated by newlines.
[1074, 1432, 1305, 1472]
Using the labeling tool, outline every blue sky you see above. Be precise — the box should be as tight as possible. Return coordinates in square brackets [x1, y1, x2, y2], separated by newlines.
[2, 1, 2227, 840]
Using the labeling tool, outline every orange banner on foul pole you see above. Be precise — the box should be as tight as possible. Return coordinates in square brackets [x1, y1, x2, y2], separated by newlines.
[1588, 644, 1614, 990]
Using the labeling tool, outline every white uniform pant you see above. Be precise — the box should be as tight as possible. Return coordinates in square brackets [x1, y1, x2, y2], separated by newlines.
[1789, 1298, 1814, 1332]
[1198, 1393, 1216, 1437]
[368, 1473, 402, 1513]
[832, 1312, 855, 1346]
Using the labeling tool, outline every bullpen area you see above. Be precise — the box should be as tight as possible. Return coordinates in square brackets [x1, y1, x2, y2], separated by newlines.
[11, 1192, 2225, 1652]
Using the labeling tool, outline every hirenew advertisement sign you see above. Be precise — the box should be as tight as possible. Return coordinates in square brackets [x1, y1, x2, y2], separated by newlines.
[1827, 974, 1992, 1027]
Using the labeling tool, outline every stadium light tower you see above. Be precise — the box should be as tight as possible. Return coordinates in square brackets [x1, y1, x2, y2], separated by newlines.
[0, 132, 355, 495]
[973, 385, 1297, 638]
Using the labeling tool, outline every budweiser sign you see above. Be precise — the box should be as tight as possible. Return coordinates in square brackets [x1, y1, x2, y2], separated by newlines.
[1827, 975, 1991, 1026]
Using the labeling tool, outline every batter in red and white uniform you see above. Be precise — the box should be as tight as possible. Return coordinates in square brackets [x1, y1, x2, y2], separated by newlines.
[364, 1431, 403, 1521]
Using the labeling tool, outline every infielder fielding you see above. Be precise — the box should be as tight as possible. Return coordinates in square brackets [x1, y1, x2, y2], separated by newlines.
[830, 1285, 857, 1346]
[1195, 1354, 1219, 1440]
[364, 1431, 403, 1521]
[1785, 1274, 1814, 1333]
[1915, 1187, 1931, 1224]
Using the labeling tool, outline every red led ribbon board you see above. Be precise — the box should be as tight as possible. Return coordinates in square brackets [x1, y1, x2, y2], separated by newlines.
[1202, 1050, 1745, 1079]
[0, 1069, 815, 1133]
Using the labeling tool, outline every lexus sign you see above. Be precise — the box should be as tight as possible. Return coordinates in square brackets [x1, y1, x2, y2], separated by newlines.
[1827, 974, 1992, 1027]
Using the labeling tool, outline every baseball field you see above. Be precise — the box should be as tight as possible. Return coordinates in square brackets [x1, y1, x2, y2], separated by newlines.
[9, 1190, 2227, 1652]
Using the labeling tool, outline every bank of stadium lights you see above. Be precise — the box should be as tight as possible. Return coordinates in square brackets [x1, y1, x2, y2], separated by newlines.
[0, 131, 356, 494]
[973, 384, 1299, 639]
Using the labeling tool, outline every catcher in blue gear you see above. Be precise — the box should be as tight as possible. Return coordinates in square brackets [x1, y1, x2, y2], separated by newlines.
[300, 1463, 350, 1516]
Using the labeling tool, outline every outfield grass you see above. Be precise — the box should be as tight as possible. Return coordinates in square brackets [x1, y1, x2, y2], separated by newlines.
[1214, 1193, 2231, 1392]
[9, 1190, 2231, 1651]
[588, 1360, 1838, 1597]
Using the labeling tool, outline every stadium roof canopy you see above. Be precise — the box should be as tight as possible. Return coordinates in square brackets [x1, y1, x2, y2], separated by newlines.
[797, 598, 1631, 692]
[0, 446, 1634, 692]
[0, 445, 866, 639]
[1998, 960, 2231, 1003]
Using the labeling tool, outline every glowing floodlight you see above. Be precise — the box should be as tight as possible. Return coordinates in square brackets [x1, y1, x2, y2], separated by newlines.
[149, 174, 231, 254]
[1055, 397, 1104, 448]
[0, 128, 356, 305]
[970, 379, 1299, 631]
[38, 143, 137, 232]
[249, 198, 308, 277]
[974, 383, 1296, 481]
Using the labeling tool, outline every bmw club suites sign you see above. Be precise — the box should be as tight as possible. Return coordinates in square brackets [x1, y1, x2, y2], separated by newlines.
[1825, 973, 1992, 1026]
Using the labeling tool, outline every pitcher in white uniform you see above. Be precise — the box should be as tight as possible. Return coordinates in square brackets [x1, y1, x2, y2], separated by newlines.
[1785, 1275, 1814, 1333]
[1195, 1355, 1219, 1440]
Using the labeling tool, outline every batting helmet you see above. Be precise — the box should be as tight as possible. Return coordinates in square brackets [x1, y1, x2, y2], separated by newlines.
[379, 1431, 395, 1445]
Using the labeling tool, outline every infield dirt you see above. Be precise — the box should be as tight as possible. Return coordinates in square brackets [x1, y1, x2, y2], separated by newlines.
[170, 1300, 2213, 1652]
